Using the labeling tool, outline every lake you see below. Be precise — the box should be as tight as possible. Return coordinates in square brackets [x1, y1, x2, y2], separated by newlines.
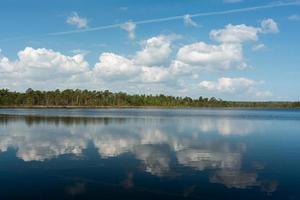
[0, 108, 299, 199]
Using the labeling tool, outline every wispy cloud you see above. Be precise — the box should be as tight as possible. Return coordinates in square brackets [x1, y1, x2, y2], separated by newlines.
[252, 43, 265, 51]
[66, 12, 88, 29]
[49, 1, 299, 36]
[120, 21, 136, 39]
[183, 14, 198, 27]
[288, 14, 300, 21]
[1, 1, 299, 41]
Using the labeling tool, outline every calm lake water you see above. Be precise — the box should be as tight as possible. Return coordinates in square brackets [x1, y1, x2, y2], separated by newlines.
[0, 109, 300, 199]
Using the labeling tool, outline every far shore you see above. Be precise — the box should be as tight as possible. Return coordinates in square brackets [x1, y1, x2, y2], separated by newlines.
[0, 105, 299, 109]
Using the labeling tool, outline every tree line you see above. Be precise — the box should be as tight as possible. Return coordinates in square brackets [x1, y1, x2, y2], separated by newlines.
[0, 88, 299, 108]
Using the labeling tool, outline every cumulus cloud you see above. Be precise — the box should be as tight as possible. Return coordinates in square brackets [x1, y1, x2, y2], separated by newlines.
[18, 47, 88, 72]
[66, 12, 88, 29]
[17, 47, 89, 81]
[91, 37, 174, 84]
[210, 24, 260, 43]
[169, 60, 192, 75]
[199, 77, 273, 98]
[93, 53, 138, 80]
[174, 20, 278, 74]
[199, 77, 258, 93]
[176, 42, 246, 70]
[0, 51, 14, 73]
[91, 35, 179, 83]
[121, 21, 136, 39]
[140, 66, 169, 83]
[0, 20, 276, 99]
[92, 47, 171, 83]
[0, 47, 89, 85]
[183, 14, 198, 27]
[210, 19, 278, 43]
[134, 35, 174, 66]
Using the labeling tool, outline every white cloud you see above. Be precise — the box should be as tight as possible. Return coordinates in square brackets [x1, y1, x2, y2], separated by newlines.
[92, 54, 170, 84]
[199, 77, 272, 99]
[210, 19, 279, 44]
[0, 47, 89, 89]
[198, 118, 255, 136]
[260, 18, 279, 33]
[183, 14, 198, 27]
[120, 21, 136, 39]
[17, 47, 89, 78]
[92, 35, 178, 83]
[199, 77, 258, 93]
[134, 35, 174, 66]
[134, 145, 171, 176]
[169, 60, 192, 75]
[288, 14, 300, 21]
[93, 134, 138, 158]
[66, 12, 88, 29]
[140, 67, 169, 83]
[0, 19, 275, 99]
[176, 42, 246, 70]
[210, 170, 258, 189]
[176, 148, 242, 171]
[0, 51, 14, 73]
[170, 20, 277, 78]
[174, 20, 278, 73]
[210, 24, 260, 43]
[93, 53, 138, 80]
[45, 2, 295, 37]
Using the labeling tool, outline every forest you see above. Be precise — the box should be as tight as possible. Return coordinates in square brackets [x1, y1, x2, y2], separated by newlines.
[0, 88, 299, 108]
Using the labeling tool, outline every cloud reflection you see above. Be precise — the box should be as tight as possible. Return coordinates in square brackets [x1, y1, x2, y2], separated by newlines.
[0, 114, 277, 193]
[196, 118, 255, 135]
[210, 170, 259, 189]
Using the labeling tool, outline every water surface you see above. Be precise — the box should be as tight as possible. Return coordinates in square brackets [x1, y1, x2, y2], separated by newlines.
[0, 109, 299, 199]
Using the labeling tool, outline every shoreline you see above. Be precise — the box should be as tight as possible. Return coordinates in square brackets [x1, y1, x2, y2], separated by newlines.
[0, 106, 299, 110]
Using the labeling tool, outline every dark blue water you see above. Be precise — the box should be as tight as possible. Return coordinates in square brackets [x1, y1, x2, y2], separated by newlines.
[0, 109, 299, 199]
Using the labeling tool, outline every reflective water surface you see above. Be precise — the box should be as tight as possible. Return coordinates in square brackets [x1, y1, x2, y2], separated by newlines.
[0, 109, 299, 199]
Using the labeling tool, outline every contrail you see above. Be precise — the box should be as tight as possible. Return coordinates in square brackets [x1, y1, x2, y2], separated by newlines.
[1, 1, 299, 41]
[48, 1, 300, 36]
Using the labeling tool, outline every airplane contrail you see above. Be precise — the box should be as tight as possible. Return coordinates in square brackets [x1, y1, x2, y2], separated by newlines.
[48, 1, 300, 36]
[1, 1, 299, 41]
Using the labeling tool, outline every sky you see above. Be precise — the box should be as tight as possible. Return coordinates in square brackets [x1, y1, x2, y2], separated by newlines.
[0, 0, 299, 101]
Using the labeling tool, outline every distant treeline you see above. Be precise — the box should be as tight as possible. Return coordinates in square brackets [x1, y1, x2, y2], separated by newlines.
[0, 88, 299, 108]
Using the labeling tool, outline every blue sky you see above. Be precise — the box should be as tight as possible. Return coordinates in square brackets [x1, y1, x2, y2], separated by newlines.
[0, 0, 299, 101]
